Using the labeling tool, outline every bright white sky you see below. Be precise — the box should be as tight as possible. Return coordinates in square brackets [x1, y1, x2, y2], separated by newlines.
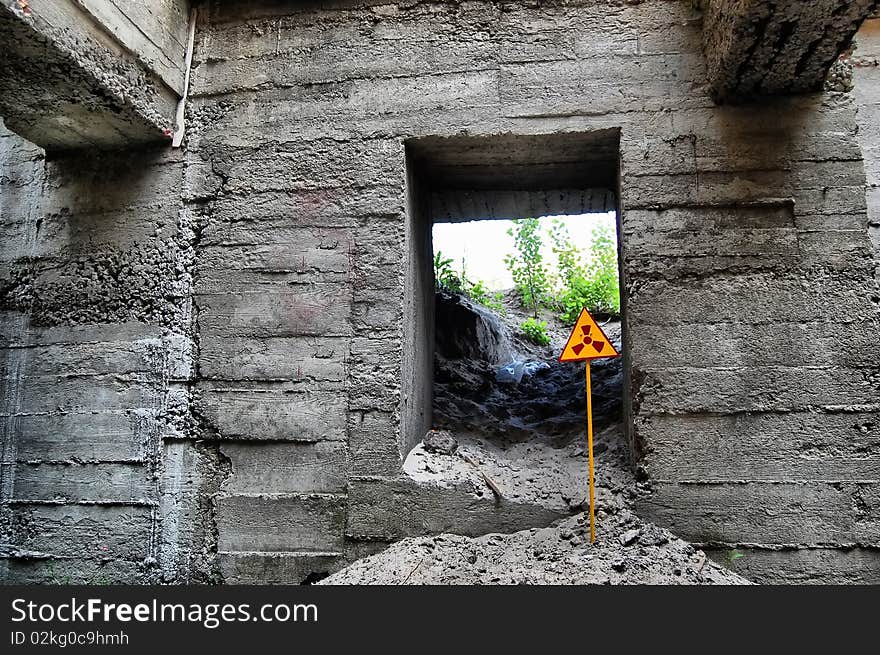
[432, 212, 617, 291]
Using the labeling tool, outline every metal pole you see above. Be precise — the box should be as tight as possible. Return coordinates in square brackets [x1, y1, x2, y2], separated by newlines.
[586, 360, 596, 543]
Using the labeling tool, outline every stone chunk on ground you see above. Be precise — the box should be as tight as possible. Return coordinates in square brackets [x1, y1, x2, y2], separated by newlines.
[423, 429, 458, 456]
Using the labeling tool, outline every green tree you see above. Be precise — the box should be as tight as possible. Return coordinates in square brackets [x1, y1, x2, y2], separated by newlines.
[549, 221, 620, 324]
[504, 218, 551, 318]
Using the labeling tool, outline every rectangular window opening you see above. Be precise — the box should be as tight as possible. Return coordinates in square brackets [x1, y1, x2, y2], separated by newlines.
[401, 132, 631, 500]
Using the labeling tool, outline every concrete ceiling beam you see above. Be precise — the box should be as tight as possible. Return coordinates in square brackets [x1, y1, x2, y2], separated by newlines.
[0, 0, 185, 151]
[703, 0, 879, 102]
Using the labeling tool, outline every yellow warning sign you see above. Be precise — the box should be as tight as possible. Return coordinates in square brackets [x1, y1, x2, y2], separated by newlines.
[558, 308, 619, 362]
[558, 307, 620, 545]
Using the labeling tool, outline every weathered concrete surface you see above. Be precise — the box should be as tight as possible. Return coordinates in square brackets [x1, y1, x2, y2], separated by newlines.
[2, 0, 880, 585]
[703, 0, 878, 102]
[0, 121, 195, 583]
[0, 0, 185, 150]
[854, 13, 880, 248]
[347, 477, 566, 541]
[707, 546, 880, 584]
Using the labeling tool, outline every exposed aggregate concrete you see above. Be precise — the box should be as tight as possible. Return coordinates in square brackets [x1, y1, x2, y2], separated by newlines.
[1, 0, 880, 585]
[0, 0, 179, 150]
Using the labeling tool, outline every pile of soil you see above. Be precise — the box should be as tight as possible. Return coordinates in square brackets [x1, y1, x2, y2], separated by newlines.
[322, 510, 748, 585]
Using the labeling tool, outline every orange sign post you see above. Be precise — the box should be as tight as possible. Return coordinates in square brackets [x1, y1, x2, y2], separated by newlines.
[558, 308, 620, 543]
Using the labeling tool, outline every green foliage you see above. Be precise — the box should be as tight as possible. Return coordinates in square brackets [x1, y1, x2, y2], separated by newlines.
[549, 221, 620, 324]
[437, 216, 620, 327]
[504, 218, 551, 318]
[726, 549, 745, 566]
[434, 250, 504, 313]
[434, 251, 463, 293]
[467, 279, 505, 313]
[521, 317, 551, 346]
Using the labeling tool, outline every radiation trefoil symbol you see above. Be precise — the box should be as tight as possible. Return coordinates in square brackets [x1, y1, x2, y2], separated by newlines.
[572, 324, 605, 356]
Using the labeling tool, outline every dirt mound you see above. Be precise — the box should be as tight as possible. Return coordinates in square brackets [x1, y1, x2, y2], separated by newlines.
[321, 508, 749, 585]
[327, 421, 748, 585]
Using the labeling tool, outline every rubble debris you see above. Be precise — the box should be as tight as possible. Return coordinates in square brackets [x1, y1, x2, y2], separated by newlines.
[457, 450, 503, 500]
[423, 429, 458, 456]
[361, 289, 749, 585]
[321, 507, 749, 585]
[433, 291, 622, 444]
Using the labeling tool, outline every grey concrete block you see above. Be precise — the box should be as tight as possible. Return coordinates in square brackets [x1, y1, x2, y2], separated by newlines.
[194, 7, 498, 95]
[795, 185, 869, 216]
[347, 478, 566, 541]
[622, 169, 793, 210]
[639, 411, 880, 481]
[199, 225, 351, 275]
[631, 321, 880, 370]
[197, 285, 352, 338]
[5, 412, 154, 462]
[0, 0, 179, 149]
[348, 410, 402, 477]
[635, 365, 880, 414]
[623, 206, 875, 275]
[0, 338, 169, 379]
[0, 556, 146, 584]
[210, 139, 404, 195]
[204, 187, 405, 228]
[431, 188, 615, 222]
[219, 552, 342, 584]
[5, 377, 162, 414]
[499, 54, 706, 118]
[637, 482, 877, 546]
[194, 69, 499, 141]
[74, 0, 188, 93]
[0, 317, 160, 347]
[37, 150, 183, 209]
[220, 441, 347, 494]
[347, 338, 402, 412]
[627, 272, 878, 326]
[352, 288, 404, 336]
[195, 385, 347, 442]
[8, 207, 184, 267]
[706, 547, 880, 585]
[214, 493, 346, 552]
[6, 503, 154, 560]
[703, 0, 875, 101]
[199, 336, 347, 383]
[10, 463, 155, 503]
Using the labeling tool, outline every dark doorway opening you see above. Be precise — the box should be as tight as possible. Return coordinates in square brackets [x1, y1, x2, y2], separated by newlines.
[402, 130, 629, 510]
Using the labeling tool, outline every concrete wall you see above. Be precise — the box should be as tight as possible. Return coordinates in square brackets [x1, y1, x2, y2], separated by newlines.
[1, 0, 879, 584]
[854, 14, 880, 246]
[401, 147, 433, 459]
[0, 121, 199, 583]
[702, 0, 877, 101]
[706, 11, 880, 584]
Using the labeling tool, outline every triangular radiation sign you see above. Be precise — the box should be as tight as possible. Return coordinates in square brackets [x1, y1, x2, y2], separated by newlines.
[558, 308, 620, 362]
